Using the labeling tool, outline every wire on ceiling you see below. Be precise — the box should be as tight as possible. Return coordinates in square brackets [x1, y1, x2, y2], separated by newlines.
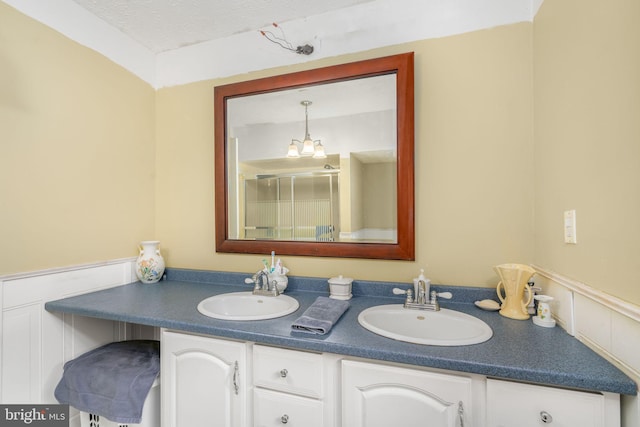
[259, 23, 314, 55]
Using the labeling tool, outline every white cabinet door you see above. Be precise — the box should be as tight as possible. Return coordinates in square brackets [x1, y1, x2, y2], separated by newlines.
[342, 360, 471, 427]
[486, 379, 618, 427]
[162, 330, 248, 427]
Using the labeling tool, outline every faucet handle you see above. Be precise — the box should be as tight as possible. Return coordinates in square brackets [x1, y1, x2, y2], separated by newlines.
[393, 288, 414, 304]
[270, 280, 280, 296]
[429, 290, 452, 305]
[246, 276, 261, 292]
[436, 292, 452, 300]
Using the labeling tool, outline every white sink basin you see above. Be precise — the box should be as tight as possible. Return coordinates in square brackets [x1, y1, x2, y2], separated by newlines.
[358, 304, 493, 346]
[197, 292, 299, 321]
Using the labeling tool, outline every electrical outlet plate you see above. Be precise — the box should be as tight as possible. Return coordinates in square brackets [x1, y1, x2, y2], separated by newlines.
[564, 210, 577, 244]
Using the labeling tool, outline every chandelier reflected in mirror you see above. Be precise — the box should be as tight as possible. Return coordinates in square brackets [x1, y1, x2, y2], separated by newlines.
[286, 100, 326, 159]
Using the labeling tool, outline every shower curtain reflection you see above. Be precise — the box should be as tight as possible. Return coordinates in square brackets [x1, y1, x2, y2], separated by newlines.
[243, 174, 339, 241]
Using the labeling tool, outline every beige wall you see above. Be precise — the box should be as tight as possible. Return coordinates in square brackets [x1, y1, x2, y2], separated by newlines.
[0, 3, 156, 274]
[155, 23, 535, 286]
[349, 155, 364, 234]
[363, 162, 397, 230]
[534, 0, 640, 305]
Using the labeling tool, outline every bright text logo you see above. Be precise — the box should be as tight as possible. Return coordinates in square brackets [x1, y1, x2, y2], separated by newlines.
[0, 405, 68, 426]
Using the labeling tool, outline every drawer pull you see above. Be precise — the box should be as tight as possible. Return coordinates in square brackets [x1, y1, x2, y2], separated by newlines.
[540, 411, 553, 423]
[280, 369, 288, 378]
[281, 414, 289, 424]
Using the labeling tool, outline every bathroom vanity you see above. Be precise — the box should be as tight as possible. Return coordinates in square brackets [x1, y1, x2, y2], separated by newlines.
[161, 329, 620, 427]
[45, 269, 636, 427]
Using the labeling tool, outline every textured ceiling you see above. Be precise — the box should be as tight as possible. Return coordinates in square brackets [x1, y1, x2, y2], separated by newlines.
[70, 0, 377, 53]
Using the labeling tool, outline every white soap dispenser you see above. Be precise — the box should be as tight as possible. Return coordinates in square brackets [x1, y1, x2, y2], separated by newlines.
[413, 268, 431, 300]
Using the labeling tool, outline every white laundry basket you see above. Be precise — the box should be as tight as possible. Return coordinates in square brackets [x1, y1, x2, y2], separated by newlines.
[79, 377, 160, 427]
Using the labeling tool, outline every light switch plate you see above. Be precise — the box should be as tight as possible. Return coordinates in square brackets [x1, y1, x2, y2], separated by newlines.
[564, 210, 577, 244]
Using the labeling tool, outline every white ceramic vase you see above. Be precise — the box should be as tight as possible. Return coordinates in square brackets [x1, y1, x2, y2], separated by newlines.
[135, 241, 165, 284]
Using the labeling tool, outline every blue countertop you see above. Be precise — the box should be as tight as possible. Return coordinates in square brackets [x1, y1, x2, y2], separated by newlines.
[45, 268, 637, 395]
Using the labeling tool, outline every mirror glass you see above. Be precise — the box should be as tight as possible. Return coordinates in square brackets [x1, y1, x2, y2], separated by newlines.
[215, 53, 414, 260]
[227, 75, 396, 243]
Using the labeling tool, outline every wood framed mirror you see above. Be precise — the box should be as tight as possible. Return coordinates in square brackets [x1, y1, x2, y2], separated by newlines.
[215, 52, 414, 260]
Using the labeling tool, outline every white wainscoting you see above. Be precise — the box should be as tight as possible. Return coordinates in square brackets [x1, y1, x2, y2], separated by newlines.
[0, 258, 158, 411]
[532, 265, 640, 427]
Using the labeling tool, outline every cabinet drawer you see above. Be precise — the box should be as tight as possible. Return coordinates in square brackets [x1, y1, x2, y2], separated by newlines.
[253, 345, 323, 398]
[254, 388, 323, 427]
[486, 379, 615, 427]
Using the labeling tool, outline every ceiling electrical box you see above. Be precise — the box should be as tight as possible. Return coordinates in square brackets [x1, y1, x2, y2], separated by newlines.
[564, 210, 577, 244]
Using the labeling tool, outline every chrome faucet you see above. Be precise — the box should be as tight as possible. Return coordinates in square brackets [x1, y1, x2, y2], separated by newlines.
[254, 270, 269, 289]
[250, 271, 280, 296]
[416, 279, 429, 305]
[392, 287, 452, 311]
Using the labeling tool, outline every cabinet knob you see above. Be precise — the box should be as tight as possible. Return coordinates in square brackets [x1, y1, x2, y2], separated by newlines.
[280, 369, 288, 378]
[281, 414, 289, 424]
[540, 411, 553, 423]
